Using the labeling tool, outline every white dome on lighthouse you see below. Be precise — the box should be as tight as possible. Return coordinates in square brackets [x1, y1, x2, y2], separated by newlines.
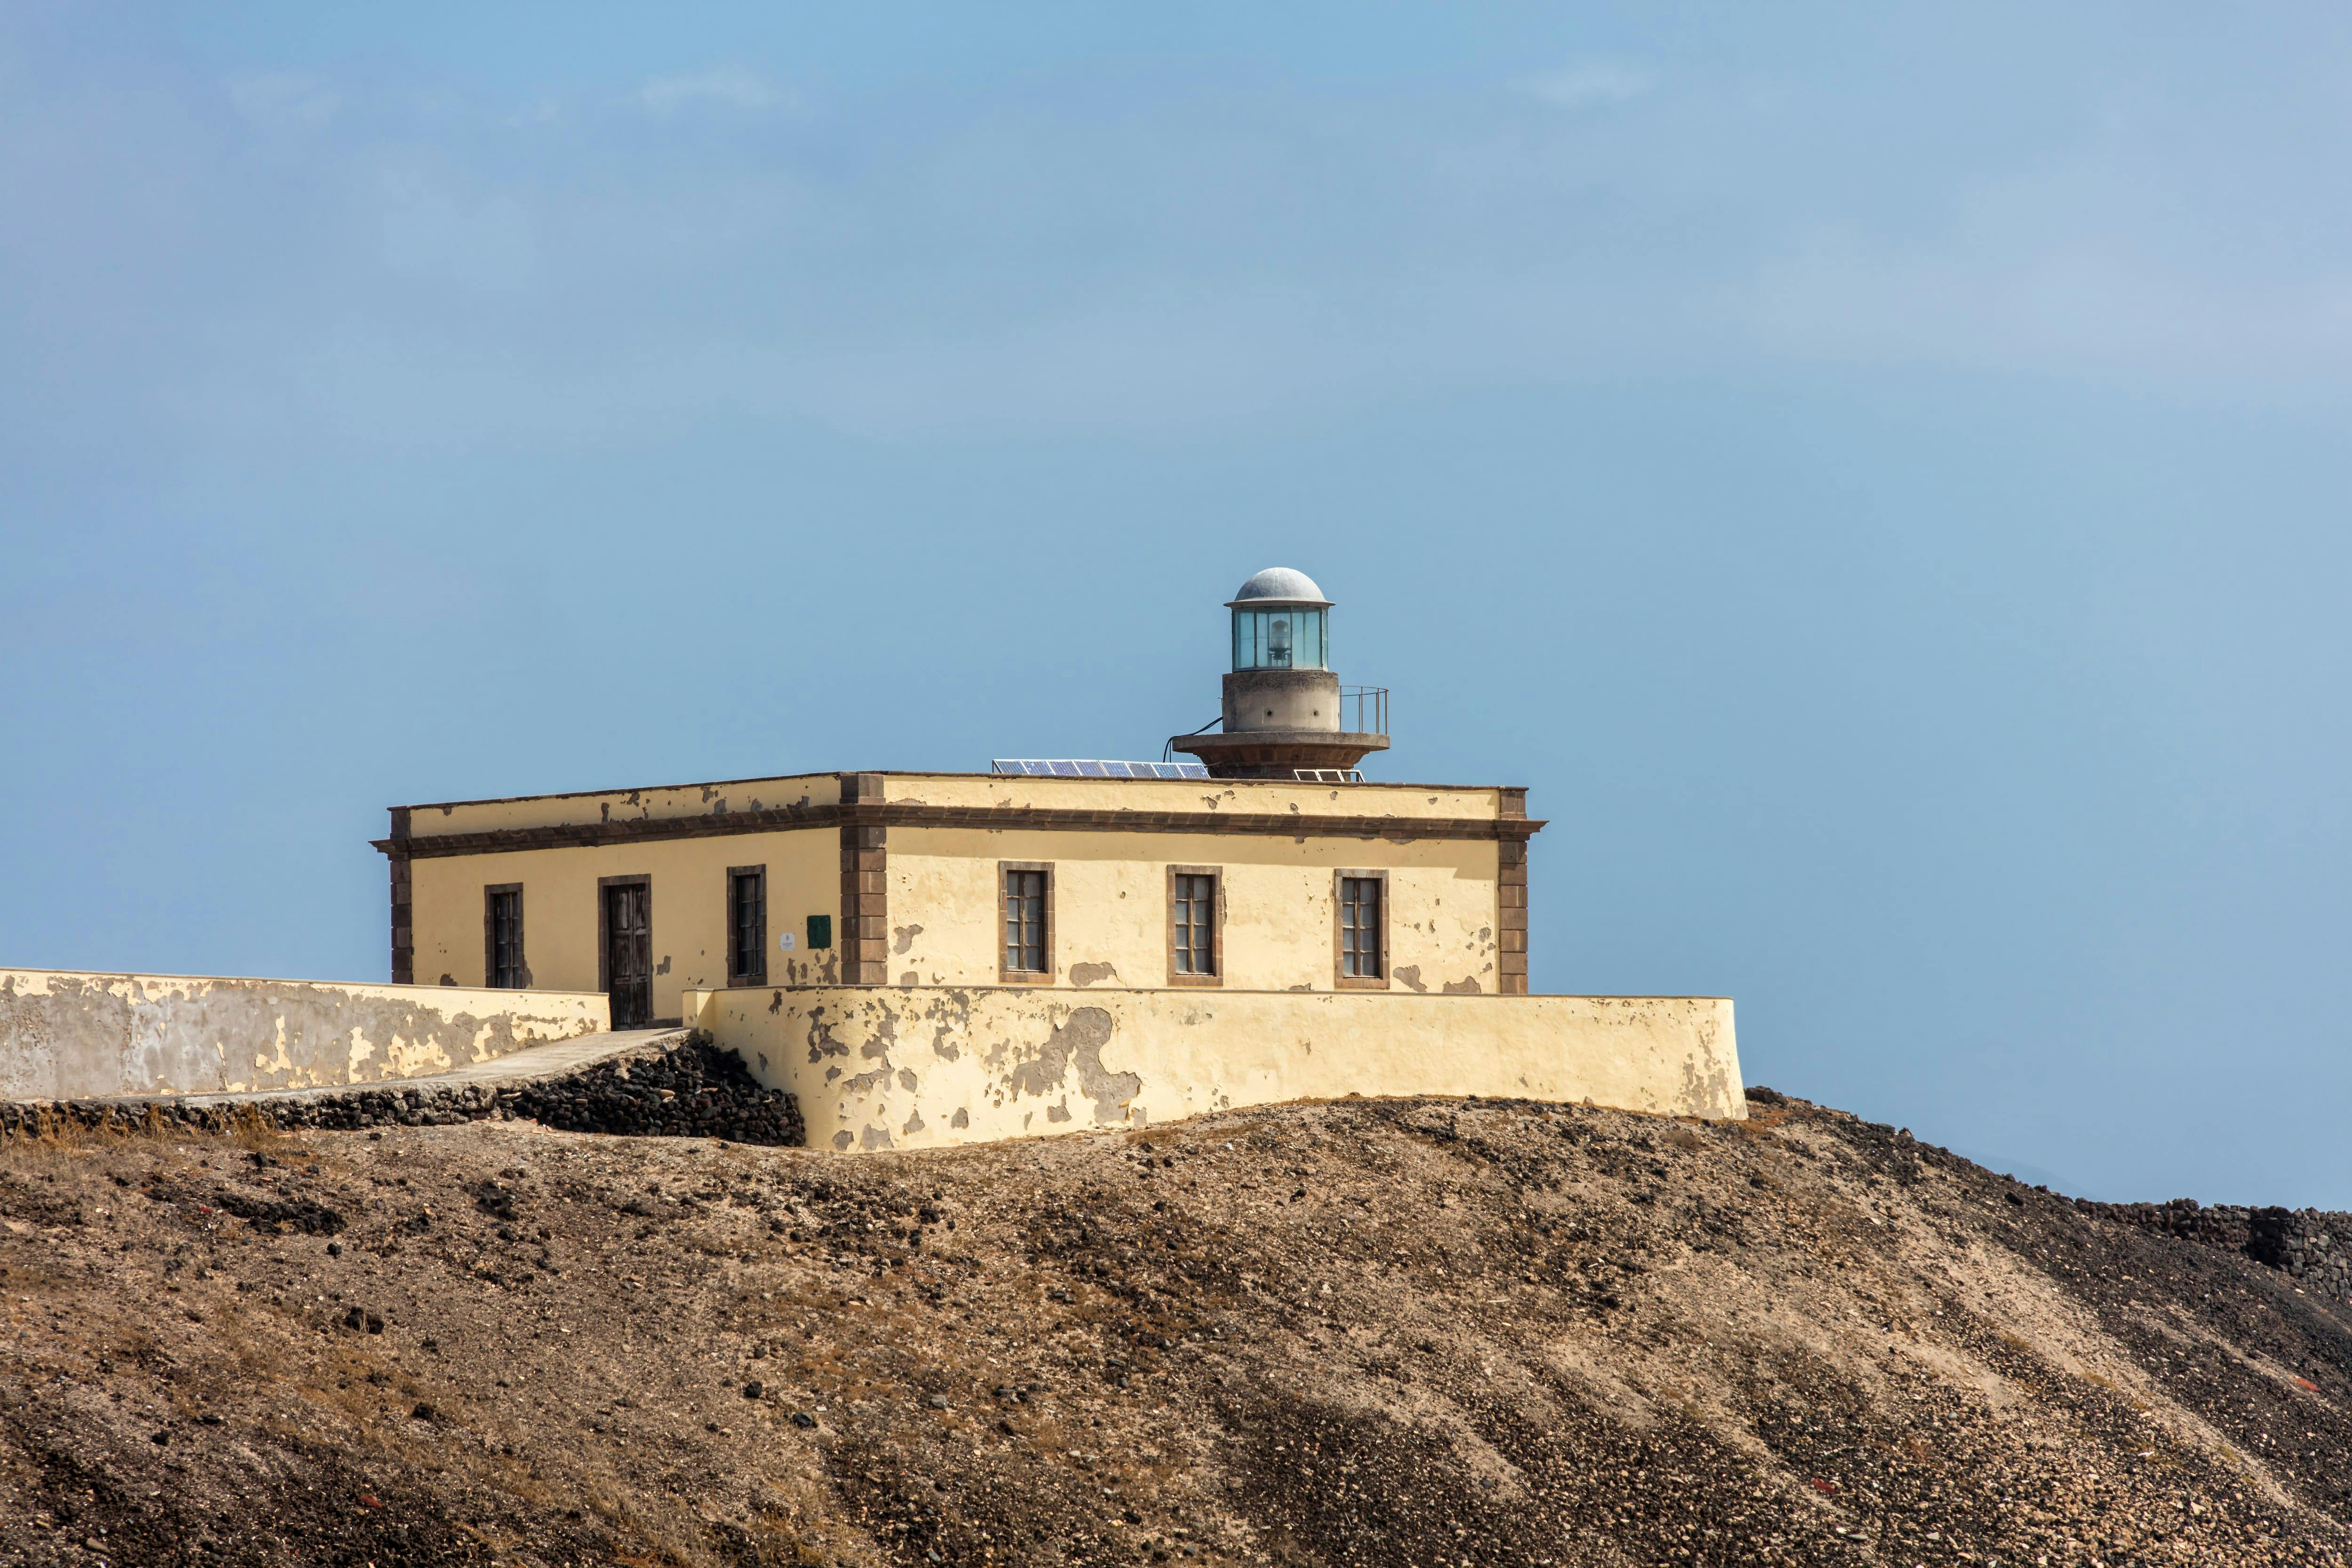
[1225, 567, 1331, 607]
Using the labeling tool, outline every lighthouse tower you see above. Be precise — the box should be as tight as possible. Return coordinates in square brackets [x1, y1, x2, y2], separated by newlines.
[1170, 567, 1391, 780]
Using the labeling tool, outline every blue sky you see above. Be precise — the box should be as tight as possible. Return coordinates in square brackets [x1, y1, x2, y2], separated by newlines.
[4, 4, 2348, 1205]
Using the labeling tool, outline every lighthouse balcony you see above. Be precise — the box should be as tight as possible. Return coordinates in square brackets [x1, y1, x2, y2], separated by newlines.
[1339, 685, 1388, 737]
[1169, 686, 1389, 780]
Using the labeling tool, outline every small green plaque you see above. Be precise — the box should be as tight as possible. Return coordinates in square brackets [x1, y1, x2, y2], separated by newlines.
[806, 915, 833, 950]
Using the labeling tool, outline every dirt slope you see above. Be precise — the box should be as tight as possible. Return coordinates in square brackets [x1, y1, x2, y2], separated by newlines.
[1, 1090, 2347, 1568]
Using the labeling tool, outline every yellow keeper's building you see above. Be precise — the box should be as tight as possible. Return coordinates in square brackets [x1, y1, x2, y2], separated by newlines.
[375, 569, 1742, 1151]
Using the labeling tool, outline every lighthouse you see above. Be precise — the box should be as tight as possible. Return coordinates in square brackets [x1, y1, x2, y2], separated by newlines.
[1170, 567, 1391, 780]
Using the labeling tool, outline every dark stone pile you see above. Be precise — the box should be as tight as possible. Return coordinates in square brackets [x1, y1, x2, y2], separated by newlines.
[504, 1036, 804, 1144]
[2081, 1195, 2352, 1300]
[0, 1033, 804, 1149]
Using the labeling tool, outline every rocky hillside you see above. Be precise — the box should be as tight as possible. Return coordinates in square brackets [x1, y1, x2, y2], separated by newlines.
[0, 1089, 2347, 1568]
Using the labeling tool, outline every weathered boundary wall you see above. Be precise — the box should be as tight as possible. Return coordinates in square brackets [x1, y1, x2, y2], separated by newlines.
[0, 969, 609, 1102]
[0, 1031, 801, 1148]
[2083, 1197, 2352, 1303]
[692, 984, 1741, 1153]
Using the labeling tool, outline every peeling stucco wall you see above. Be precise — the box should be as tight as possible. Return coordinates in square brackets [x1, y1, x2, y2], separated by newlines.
[400, 776, 1516, 1019]
[401, 772, 1507, 842]
[404, 772, 843, 840]
[0, 970, 608, 1102]
[691, 985, 1741, 1153]
[889, 827, 1502, 992]
[874, 773, 1506, 821]
[407, 828, 840, 1018]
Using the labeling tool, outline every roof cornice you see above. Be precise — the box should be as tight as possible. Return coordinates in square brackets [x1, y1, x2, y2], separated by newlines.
[373, 799, 1546, 860]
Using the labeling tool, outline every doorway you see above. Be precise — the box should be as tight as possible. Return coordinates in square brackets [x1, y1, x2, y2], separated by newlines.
[602, 878, 652, 1028]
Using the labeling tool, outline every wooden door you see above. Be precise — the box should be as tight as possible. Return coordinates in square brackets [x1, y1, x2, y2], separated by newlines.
[604, 883, 652, 1028]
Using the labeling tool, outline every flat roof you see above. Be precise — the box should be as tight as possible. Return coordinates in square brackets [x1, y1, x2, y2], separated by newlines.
[393, 768, 1522, 814]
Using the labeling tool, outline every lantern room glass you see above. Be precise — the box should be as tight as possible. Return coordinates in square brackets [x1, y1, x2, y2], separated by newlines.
[1231, 606, 1327, 671]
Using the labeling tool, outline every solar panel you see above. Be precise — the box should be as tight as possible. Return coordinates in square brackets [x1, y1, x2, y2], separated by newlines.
[991, 759, 1211, 780]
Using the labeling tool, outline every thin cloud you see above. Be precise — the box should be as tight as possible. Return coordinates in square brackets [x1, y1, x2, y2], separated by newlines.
[226, 72, 342, 129]
[1520, 61, 1655, 109]
[633, 67, 793, 117]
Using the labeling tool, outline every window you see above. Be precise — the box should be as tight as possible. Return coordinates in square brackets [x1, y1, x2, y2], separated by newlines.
[727, 866, 766, 984]
[1168, 867, 1220, 985]
[1171, 874, 1215, 974]
[806, 914, 833, 950]
[1001, 863, 1052, 979]
[1336, 872, 1386, 987]
[485, 884, 524, 988]
[1231, 606, 1328, 671]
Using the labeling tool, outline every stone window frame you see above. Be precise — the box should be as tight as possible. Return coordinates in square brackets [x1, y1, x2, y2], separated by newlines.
[999, 861, 1055, 984]
[483, 883, 525, 989]
[726, 864, 767, 987]
[1332, 868, 1390, 991]
[1166, 864, 1224, 987]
